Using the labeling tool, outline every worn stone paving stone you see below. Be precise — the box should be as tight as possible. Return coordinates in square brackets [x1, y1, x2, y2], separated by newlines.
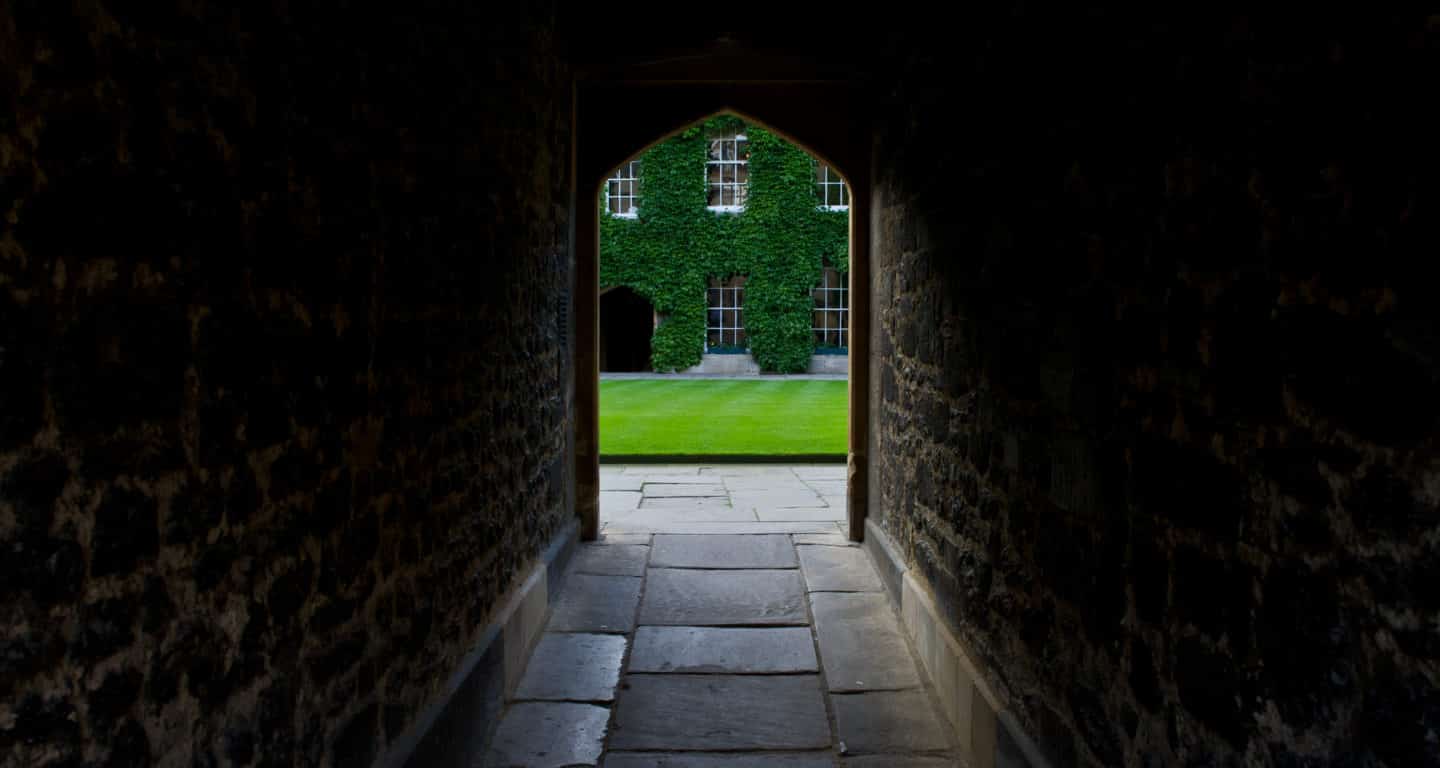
[701, 465, 800, 476]
[793, 465, 848, 479]
[650, 534, 797, 569]
[514, 633, 627, 702]
[598, 532, 652, 545]
[605, 753, 835, 767]
[794, 532, 851, 546]
[731, 491, 824, 509]
[637, 497, 740, 512]
[605, 520, 839, 535]
[806, 481, 849, 496]
[600, 474, 645, 492]
[601, 491, 643, 513]
[609, 675, 830, 750]
[756, 507, 845, 522]
[841, 757, 954, 766]
[571, 544, 649, 576]
[628, 626, 818, 673]
[547, 574, 642, 633]
[811, 592, 922, 691]
[721, 475, 813, 490]
[820, 494, 849, 510]
[485, 701, 609, 767]
[640, 568, 807, 625]
[608, 510, 756, 530]
[643, 482, 728, 498]
[798, 545, 884, 592]
[623, 465, 701, 475]
[832, 690, 951, 753]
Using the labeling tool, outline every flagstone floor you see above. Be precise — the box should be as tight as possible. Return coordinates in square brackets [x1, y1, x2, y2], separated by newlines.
[485, 465, 959, 767]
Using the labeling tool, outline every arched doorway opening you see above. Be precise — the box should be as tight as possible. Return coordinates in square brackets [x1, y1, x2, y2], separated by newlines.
[600, 286, 655, 372]
[574, 86, 873, 542]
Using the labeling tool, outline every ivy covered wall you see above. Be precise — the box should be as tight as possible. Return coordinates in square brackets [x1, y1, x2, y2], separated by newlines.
[599, 115, 849, 373]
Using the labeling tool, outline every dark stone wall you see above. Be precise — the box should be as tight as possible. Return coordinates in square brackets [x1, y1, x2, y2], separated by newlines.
[871, 9, 1438, 767]
[0, 3, 572, 766]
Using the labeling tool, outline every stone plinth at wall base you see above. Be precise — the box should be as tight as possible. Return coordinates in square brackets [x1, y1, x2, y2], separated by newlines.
[806, 354, 848, 374]
[683, 353, 762, 375]
[382, 518, 579, 768]
[863, 518, 1052, 768]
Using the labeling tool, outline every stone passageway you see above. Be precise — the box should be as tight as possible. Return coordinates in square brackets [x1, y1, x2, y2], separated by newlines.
[487, 466, 955, 767]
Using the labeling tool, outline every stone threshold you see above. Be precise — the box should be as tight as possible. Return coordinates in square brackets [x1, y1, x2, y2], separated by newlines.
[379, 518, 580, 768]
[862, 518, 1053, 768]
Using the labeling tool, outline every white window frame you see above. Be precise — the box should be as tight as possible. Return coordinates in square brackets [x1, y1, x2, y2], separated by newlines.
[815, 162, 849, 211]
[706, 127, 749, 213]
[706, 276, 748, 351]
[812, 266, 848, 349]
[606, 160, 641, 218]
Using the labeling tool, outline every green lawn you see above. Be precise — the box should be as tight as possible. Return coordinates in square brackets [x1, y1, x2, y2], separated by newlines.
[600, 379, 848, 456]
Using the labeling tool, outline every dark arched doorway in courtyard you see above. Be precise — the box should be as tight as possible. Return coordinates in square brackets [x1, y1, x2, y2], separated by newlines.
[600, 286, 655, 372]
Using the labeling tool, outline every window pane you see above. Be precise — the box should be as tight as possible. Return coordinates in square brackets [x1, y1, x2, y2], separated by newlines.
[734, 184, 747, 207]
[709, 139, 723, 160]
[708, 185, 724, 206]
[734, 329, 747, 346]
[735, 163, 748, 183]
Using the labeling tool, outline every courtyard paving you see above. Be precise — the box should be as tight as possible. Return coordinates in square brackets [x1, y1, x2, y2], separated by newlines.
[485, 465, 960, 767]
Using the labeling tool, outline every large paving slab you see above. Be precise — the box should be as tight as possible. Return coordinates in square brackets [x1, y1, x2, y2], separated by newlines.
[731, 490, 824, 509]
[605, 754, 834, 767]
[571, 544, 649, 576]
[605, 510, 758, 530]
[798, 545, 884, 592]
[628, 626, 818, 673]
[600, 474, 645, 492]
[701, 465, 801, 476]
[637, 497, 742, 512]
[598, 532, 652, 545]
[805, 481, 849, 495]
[811, 592, 922, 691]
[756, 507, 845, 522]
[604, 520, 839, 535]
[640, 568, 807, 625]
[514, 633, 627, 702]
[650, 534, 797, 569]
[793, 532, 851, 546]
[547, 574, 641, 633]
[643, 482, 728, 497]
[793, 464, 848, 480]
[485, 701, 609, 767]
[609, 675, 831, 750]
[601, 491, 643, 513]
[722, 476, 814, 491]
[832, 690, 951, 753]
[623, 465, 702, 475]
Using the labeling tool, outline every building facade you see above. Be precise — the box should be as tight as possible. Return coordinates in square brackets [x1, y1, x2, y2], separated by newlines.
[599, 115, 850, 374]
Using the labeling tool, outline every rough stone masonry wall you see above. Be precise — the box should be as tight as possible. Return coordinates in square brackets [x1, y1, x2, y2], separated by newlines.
[0, 3, 572, 766]
[871, 9, 1438, 767]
